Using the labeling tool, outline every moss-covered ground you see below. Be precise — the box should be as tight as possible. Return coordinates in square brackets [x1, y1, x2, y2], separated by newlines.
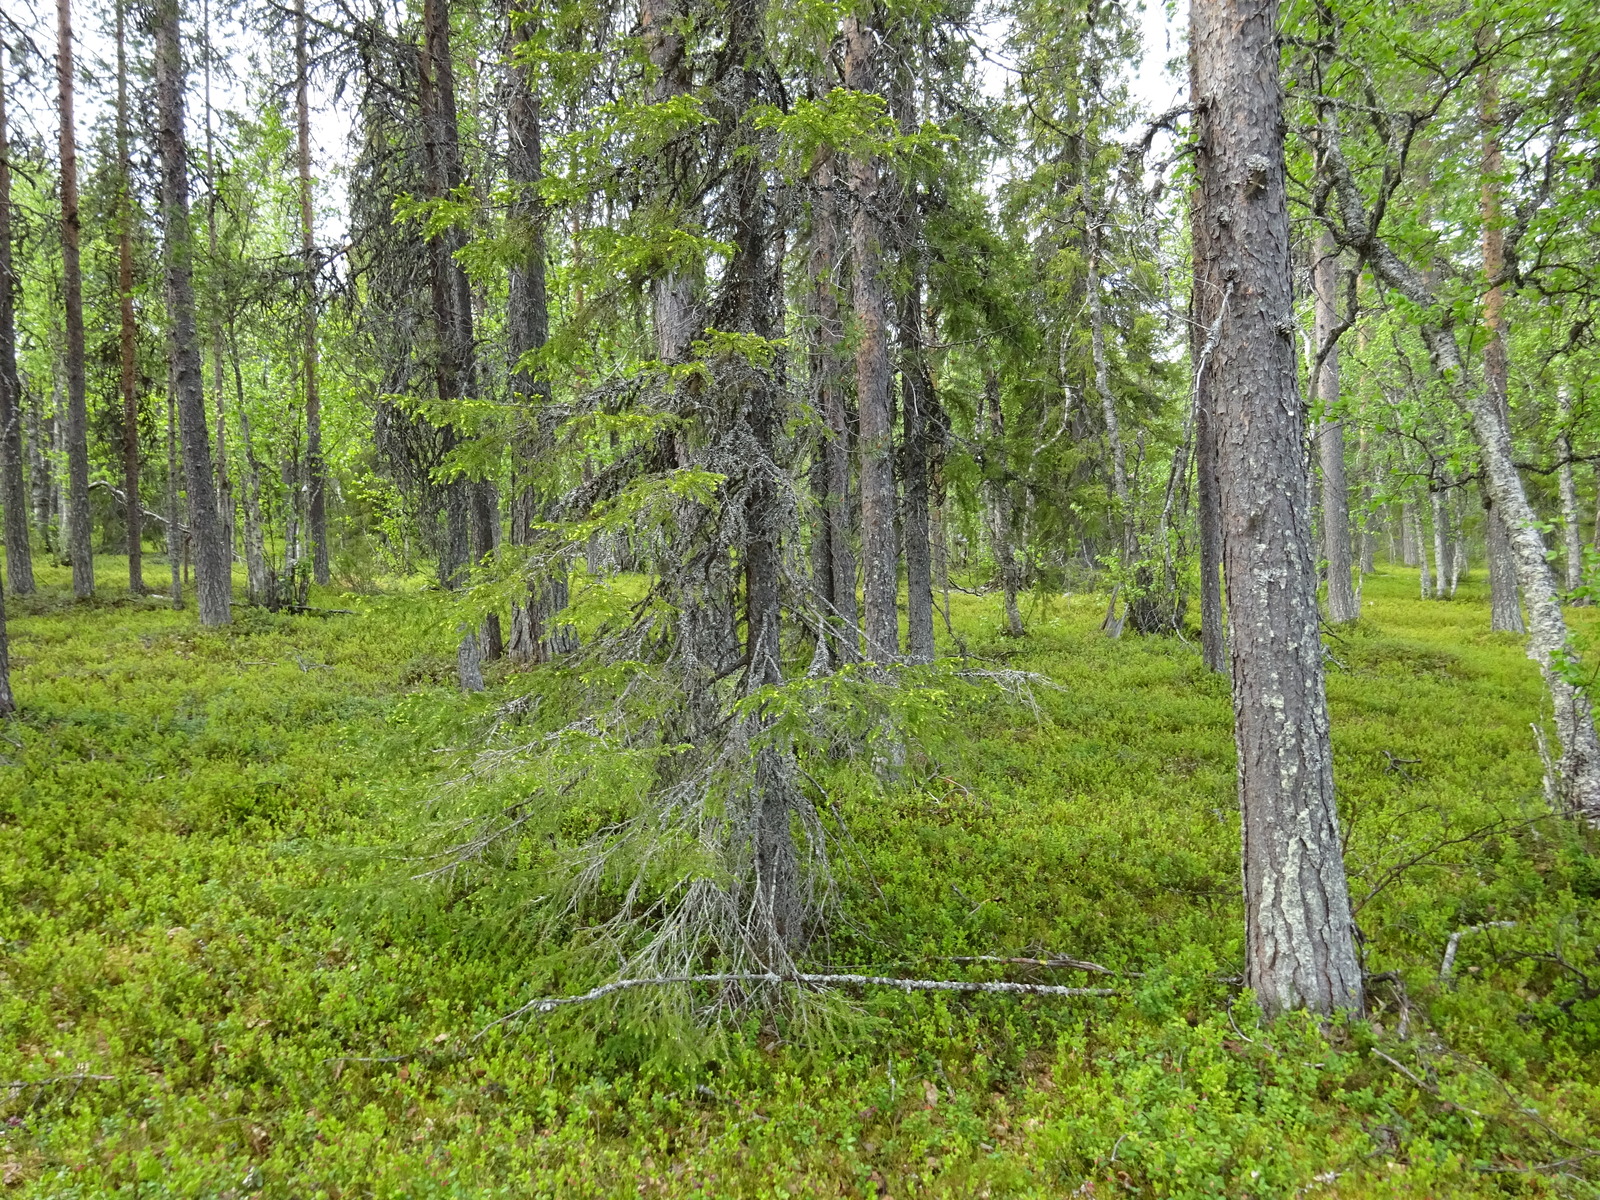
[3, 556, 1598, 1197]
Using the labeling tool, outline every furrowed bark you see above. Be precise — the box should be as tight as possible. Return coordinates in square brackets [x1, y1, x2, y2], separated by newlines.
[154, 0, 230, 625]
[1313, 231, 1356, 622]
[115, 0, 140, 594]
[1193, 0, 1362, 1015]
[0, 47, 33, 596]
[57, 0, 94, 598]
[844, 13, 899, 663]
[1192, 260, 1226, 672]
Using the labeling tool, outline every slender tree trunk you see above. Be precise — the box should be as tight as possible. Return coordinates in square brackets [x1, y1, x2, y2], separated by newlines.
[294, 0, 328, 585]
[201, 0, 233, 571]
[1478, 63, 1523, 632]
[1192, 0, 1362, 1016]
[1558, 388, 1585, 599]
[1193, 284, 1227, 672]
[57, 0, 94, 597]
[981, 370, 1024, 637]
[165, 388, 182, 608]
[807, 149, 857, 665]
[0, 569, 11, 713]
[114, 0, 141, 594]
[0, 48, 33, 596]
[1431, 486, 1449, 599]
[418, 0, 474, 588]
[226, 320, 270, 606]
[641, 0, 697, 361]
[505, 3, 573, 661]
[154, 0, 229, 624]
[844, 13, 898, 663]
[1313, 231, 1357, 622]
[1411, 501, 1431, 597]
[27, 396, 50, 549]
[1087, 207, 1132, 580]
[891, 51, 937, 665]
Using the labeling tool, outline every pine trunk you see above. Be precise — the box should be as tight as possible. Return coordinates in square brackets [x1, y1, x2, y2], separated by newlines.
[165, 390, 182, 608]
[844, 14, 899, 663]
[1193, 284, 1227, 672]
[1192, 0, 1362, 1016]
[115, 0, 140, 593]
[0, 48, 33, 596]
[154, 0, 229, 624]
[58, 0, 94, 598]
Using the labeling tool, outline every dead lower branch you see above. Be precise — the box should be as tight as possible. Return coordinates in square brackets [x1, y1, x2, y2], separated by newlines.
[480, 972, 1119, 1035]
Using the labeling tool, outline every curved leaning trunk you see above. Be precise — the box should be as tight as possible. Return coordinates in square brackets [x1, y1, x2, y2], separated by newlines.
[1424, 326, 1600, 818]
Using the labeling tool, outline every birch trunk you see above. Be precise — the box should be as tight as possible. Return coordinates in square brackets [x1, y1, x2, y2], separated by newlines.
[57, 0, 94, 597]
[1558, 388, 1585, 598]
[1479, 62, 1523, 632]
[154, 0, 229, 624]
[1193, 277, 1227, 672]
[1313, 231, 1357, 622]
[1325, 124, 1600, 819]
[0, 48, 33, 596]
[1193, 0, 1362, 1015]
[844, 13, 899, 663]
[1431, 487, 1449, 599]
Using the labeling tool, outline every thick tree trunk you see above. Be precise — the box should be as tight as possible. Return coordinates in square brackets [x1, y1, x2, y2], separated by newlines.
[0, 49, 33, 597]
[294, 0, 328, 585]
[1313, 231, 1357, 622]
[844, 14, 898, 663]
[807, 149, 858, 665]
[154, 0, 229, 624]
[1192, 0, 1362, 1016]
[114, 0, 141, 594]
[57, 0, 94, 598]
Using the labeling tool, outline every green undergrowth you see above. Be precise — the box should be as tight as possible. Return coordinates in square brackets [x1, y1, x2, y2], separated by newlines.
[3, 555, 1599, 1197]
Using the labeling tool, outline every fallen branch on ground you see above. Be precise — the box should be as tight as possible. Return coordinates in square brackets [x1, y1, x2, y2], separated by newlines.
[1439, 922, 1517, 982]
[480, 972, 1119, 1035]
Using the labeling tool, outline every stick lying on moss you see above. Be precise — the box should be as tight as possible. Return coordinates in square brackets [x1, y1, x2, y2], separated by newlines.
[480, 972, 1119, 1034]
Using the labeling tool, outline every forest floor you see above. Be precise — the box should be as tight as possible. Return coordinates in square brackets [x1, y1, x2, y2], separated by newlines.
[2, 557, 1599, 1198]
